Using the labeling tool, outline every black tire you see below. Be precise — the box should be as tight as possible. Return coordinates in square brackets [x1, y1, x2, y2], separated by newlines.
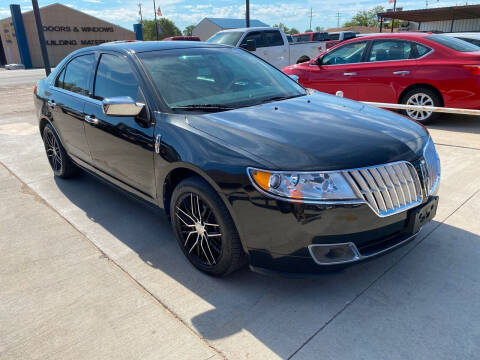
[401, 87, 441, 123]
[42, 123, 78, 178]
[170, 176, 246, 276]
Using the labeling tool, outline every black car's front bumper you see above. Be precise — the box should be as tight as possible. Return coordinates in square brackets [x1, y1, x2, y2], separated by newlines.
[229, 189, 438, 275]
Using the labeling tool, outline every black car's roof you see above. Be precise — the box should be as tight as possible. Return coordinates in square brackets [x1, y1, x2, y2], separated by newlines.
[79, 40, 229, 54]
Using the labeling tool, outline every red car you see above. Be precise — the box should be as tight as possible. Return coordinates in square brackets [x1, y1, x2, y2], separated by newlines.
[283, 32, 480, 122]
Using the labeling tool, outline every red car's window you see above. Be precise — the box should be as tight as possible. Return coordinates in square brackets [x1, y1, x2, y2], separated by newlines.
[426, 34, 480, 52]
[369, 40, 413, 62]
[322, 41, 367, 65]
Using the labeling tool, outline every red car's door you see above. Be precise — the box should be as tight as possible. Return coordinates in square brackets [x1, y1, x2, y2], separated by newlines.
[353, 39, 430, 103]
[300, 41, 369, 100]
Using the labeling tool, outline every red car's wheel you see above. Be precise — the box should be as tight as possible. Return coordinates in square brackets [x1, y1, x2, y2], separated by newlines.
[402, 88, 441, 123]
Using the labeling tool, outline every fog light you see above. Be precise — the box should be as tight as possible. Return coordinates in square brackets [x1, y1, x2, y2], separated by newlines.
[308, 243, 360, 265]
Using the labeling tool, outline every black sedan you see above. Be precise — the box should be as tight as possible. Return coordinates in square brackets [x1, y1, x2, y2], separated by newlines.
[34, 41, 440, 276]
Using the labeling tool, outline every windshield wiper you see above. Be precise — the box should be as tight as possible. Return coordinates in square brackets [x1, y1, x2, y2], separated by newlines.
[171, 104, 235, 112]
[258, 94, 305, 105]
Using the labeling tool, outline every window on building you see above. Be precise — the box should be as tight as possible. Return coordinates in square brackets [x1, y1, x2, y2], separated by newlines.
[93, 54, 140, 101]
[62, 54, 95, 96]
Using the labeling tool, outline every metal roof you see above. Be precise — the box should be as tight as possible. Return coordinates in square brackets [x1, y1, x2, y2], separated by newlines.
[379, 5, 480, 22]
[206, 18, 269, 29]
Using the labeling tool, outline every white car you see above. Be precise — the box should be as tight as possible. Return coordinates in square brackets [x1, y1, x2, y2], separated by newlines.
[444, 32, 480, 47]
[207, 27, 326, 68]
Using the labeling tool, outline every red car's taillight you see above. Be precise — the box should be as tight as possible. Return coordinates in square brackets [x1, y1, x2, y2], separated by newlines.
[463, 65, 480, 75]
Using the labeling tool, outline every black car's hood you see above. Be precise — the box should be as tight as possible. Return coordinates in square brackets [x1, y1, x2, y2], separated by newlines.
[187, 92, 429, 171]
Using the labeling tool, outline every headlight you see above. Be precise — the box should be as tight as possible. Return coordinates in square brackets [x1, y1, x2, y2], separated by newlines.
[247, 167, 358, 201]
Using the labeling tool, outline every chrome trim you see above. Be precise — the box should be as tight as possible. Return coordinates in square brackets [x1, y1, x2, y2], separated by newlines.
[155, 134, 162, 154]
[308, 230, 420, 266]
[343, 72, 357, 76]
[393, 70, 410, 75]
[246, 160, 424, 218]
[84, 115, 98, 125]
[422, 137, 441, 196]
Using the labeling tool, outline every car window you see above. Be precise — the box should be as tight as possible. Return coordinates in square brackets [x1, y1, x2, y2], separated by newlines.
[328, 33, 340, 40]
[415, 43, 432, 57]
[207, 31, 243, 46]
[322, 41, 367, 65]
[457, 37, 480, 47]
[426, 34, 480, 52]
[343, 32, 356, 40]
[242, 32, 266, 48]
[313, 33, 328, 41]
[369, 40, 413, 61]
[264, 30, 284, 47]
[294, 35, 311, 42]
[62, 54, 95, 96]
[55, 68, 65, 88]
[138, 47, 305, 109]
[93, 54, 140, 101]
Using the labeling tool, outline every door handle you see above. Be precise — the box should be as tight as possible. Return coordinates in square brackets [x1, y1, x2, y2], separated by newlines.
[84, 115, 99, 125]
[393, 71, 410, 75]
[343, 72, 357, 76]
[47, 99, 56, 109]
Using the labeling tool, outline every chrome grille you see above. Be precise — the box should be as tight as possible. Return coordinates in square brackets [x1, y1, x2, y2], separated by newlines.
[423, 138, 441, 195]
[343, 162, 423, 217]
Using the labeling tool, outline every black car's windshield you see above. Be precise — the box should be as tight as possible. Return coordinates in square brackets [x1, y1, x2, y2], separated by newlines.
[206, 32, 244, 46]
[138, 47, 306, 110]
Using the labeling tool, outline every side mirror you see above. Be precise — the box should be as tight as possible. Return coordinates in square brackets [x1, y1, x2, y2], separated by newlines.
[102, 96, 144, 117]
[289, 74, 299, 82]
[241, 39, 257, 52]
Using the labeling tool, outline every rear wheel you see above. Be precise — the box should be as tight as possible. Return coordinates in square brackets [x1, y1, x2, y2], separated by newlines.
[170, 177, 246, 276]
[401, 87, 441, 123]
[42, 123, 78, 178]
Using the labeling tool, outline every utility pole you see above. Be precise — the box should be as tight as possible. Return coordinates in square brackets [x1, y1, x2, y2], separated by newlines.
[336, 12, 341, 27]
[391, 0, 396, 33]
[309, 7, 312, 31]
[138, 3, 143, 24]
[246, 0, 250, 27]
[31, 0, 50, 76]
[153, 0, 159, 40]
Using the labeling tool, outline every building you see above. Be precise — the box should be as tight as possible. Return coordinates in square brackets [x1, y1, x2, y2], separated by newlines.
[379, 5, 480, 33]
[0, 3, 135, 68]
[192, 18, 270, 41]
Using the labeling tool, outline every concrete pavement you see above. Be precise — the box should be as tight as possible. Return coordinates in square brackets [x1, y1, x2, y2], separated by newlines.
[0, 69, 479, 359]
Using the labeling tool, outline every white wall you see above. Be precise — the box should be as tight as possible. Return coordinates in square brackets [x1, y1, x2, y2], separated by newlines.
[192, 19, 221, 41]
[419, 18, 480, 32]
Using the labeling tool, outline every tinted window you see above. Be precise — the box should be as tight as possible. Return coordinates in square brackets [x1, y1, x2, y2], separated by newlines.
[93, 54, 139, 101]
[294, 35, 311, 42]
[343, 32, 356, 40]
[458, 37, 480, 47]
[322, 41, 367, 65]
[207, 31, 243, 46]
[415, 43, 431, 57]
[426, 34, 480, 52]
[62, 55, 94, 95]
[264, 31, 284, 46]
[242, 32, 266, 48]
[328, 33, 340, 40]
[313, 33, 328, 41]
[139, 47, 305, 109]
[286, 35, 293, 43]
[369, 40, 413, 61]
[55, 68, 65, 88]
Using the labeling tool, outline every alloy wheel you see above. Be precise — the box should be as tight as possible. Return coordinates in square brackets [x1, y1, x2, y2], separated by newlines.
[175, 193, 222, 266]
[405, 92, 434, 121]
[45, 129, 62, 172]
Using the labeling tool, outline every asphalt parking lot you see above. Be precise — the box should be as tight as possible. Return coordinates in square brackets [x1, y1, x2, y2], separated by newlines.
[1, 69, 479, 360]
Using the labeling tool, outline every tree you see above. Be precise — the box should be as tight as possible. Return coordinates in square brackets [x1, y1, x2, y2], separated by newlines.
[315, 26, 324, 32]
[183, 25, 195, 36]
[142, 18, 181, 40]
[273, 23, 289, 33]
[288, 28, 299, 35]
[344, 6, 384, 27]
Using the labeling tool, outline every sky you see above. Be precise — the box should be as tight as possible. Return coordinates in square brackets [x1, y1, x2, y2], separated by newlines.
[0, 0, 475, 32]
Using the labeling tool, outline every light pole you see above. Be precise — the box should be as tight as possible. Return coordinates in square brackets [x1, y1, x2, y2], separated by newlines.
[246, 0, 250, 27]
[31, 0, 50, 76]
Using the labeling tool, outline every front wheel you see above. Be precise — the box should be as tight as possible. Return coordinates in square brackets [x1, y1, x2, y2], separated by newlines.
[170, 177, 246, 276]
[401, 88, 441, 123]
